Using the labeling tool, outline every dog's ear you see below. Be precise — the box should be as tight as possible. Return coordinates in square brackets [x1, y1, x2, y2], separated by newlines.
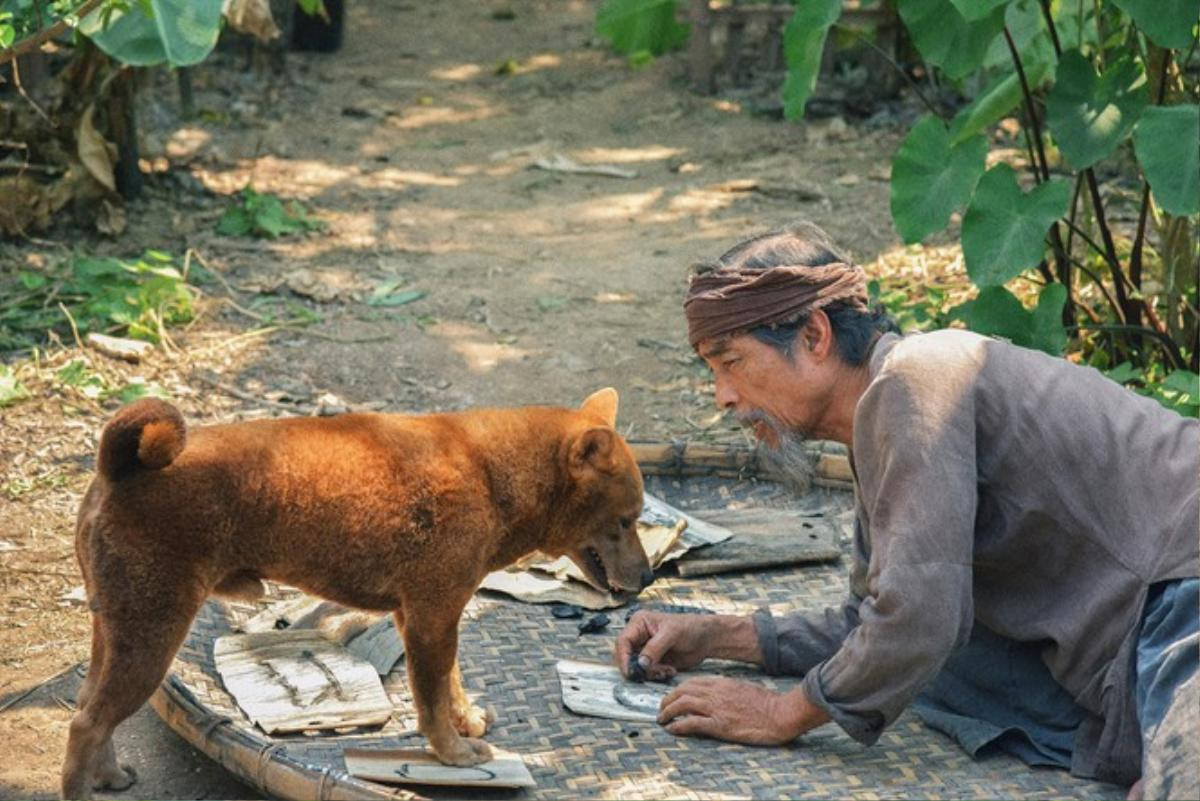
[580, 387, 618, 427]
[569, 426, 617, 476]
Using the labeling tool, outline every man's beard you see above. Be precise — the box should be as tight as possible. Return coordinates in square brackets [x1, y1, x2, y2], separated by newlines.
[738, 410, 815, 492]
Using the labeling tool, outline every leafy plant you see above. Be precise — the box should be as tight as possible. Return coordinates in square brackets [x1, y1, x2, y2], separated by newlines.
[595, 0, 689, 61]
[216, 188, 328, 239]
[0, 251, 198, 350]
[0, 363, 30, 407]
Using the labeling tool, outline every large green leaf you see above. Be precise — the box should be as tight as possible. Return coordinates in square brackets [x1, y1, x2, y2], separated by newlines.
[595, 0, 689, 56]
[899, 0, 1008, 80]
[983, 0, 1056, 71]
[780, 0, 842, 120]
[949, 0, 1009, 21]
[1029, 282, 1068, 354]
[960, 283, 1066, 354]
[1134, 105, 1200, 216]
[949, 60, 1050, 146]
[1045, 51, 1148, 170]
[890, 115, 988, 244]
[962, 164, 1072, 287]
[80, 0, 223, 66]
[1110, 0, 1200, 49]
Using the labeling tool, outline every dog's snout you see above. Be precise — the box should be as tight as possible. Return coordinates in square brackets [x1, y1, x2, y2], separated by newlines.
[640, 568, 655, 590]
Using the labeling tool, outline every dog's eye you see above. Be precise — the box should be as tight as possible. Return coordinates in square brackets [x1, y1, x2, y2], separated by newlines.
[619, 516, 634, 529]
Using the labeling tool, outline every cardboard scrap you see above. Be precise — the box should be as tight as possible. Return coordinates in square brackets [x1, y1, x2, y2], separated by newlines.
[239, 597, 404, 675]
[344, 747, 536, 789]
[674, 508, 842, 577]
[479, 492, 733, 608]
[214, 630, 393, 734]
[557, 659, 672, 723]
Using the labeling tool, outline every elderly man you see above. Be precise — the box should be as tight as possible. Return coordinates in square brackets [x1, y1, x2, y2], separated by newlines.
[616, 221, 1198, 797]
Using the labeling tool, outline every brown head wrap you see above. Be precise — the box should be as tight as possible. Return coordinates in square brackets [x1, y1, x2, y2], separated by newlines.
[684, 259, 870, 348]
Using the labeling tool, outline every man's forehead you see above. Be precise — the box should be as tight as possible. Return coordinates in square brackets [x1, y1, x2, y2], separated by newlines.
[697, 335, 742, 360]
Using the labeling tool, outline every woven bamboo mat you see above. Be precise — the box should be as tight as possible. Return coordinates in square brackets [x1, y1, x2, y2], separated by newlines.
[151, 473, 1124, 800]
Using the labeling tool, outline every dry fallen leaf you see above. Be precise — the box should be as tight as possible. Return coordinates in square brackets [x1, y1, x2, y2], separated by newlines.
[76, 105, 117, 193]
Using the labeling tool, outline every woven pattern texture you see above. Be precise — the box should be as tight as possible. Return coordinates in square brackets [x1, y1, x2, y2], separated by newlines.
[160, 475, 1124, 800]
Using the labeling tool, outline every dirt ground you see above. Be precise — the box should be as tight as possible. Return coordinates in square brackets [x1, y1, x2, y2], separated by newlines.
[0, 1, 960, 798]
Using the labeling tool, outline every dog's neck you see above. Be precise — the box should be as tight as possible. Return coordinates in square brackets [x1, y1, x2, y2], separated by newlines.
[464, 411, 581, 572]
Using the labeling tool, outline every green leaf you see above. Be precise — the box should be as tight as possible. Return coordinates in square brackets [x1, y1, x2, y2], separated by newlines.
[1029, 282, 1068, 354]
[595, 0, 689, 56]
[950, 61, 1050, 146]
[0, 365, 29, 408]
[983, 0, 1056, 71]
[80, 0, 223, 67]
[1104, 362, 1141, 384]
[1110, 0, 1200, 49]
[368, 289, 426, 308]
[898, 0, 1008, 80]
[1134, 105, 1200, 216]
[962, 164, 1072, 287]
[1161, 369, 1199, 397]
[1045, 51, 1148, 170]
[962, 285, 1033, 346]
[780, 0, 842, 121]
[949, 0, 1009, 21]
[890, 115, 988, 244]
[109, 381, 170, 404]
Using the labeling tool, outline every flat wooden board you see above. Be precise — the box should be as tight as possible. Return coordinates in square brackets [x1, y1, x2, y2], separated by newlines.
[557, 659, 672, 723]
[344, 747, 536, 788]
[214, 630, 394, 734]
[675, 508, 841, 577]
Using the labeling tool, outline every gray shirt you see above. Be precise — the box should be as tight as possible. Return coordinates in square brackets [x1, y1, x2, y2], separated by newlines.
[754, 330, 1199, 783]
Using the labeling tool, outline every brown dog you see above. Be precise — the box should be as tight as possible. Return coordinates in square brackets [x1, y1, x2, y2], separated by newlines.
[62, 388, 650, 799]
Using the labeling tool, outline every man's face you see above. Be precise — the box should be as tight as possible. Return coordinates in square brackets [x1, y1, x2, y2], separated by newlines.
[697, 332, 821, 447]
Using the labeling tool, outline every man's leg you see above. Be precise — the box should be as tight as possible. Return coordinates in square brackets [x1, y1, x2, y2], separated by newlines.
[1134, 579, 1199, 801]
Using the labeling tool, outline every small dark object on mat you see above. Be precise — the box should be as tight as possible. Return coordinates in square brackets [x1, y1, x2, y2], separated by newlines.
[624, 603, 715, 622]
[577, 613, 610, 635]
[626, 652, 648, 683]
[551, 603, 584, 619]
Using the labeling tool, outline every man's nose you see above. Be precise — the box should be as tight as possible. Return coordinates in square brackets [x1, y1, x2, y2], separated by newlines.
[714, 375, 737, 410]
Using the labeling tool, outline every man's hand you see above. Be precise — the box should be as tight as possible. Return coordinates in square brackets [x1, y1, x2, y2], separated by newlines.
[657, 678, 830, 745]
[615, 611, 714, 681]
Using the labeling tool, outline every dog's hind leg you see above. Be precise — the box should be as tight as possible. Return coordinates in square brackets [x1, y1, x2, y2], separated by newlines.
[73, 616, 138, 794]
[62, 592, 203, 800]
[401, 598, 492, 767]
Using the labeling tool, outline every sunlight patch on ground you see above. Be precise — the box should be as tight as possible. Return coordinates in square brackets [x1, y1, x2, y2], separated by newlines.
[164, 128, 212, 161]
[430, 63, 484, 81]
[387, 104, 500, 130]
[573, 145, 684, 164]
[432, 322, 531, 373]
[869, 241, 965, 283]
[575, 189, 666, 221]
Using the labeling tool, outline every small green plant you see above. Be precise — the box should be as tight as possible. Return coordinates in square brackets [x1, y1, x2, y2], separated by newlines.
[0, 251, 199, 350]
[0, 363, 30, 407]
[594, 0, 689, 59]
[216, 187, 327, 239]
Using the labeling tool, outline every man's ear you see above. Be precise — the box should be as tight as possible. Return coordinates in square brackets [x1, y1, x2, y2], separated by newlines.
[803, 309, 836, 362]
[580, 387, 618, 427]
[569, 427, 616, 476]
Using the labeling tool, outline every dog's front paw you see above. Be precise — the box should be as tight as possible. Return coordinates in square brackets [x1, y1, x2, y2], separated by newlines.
[436, 736, 493, 767]
[93, 763, 137, 792]
[451, 702, 493, 738]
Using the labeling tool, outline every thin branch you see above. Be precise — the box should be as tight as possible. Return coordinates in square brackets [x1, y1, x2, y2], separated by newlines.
[1083, 169, 1132, 318]
[0, 0, 107, 67]
[1004, 27, 1051, 182]
[1064, 173, 1084, 257]
[1129, 50, 1173, 295]
[1037, 0, 1064, 56]
[1068, 254, 1121, 318]
[1068, 323, 1186, 369]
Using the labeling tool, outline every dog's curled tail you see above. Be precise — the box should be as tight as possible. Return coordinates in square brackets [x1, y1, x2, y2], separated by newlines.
[98, 398, 187, 481]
